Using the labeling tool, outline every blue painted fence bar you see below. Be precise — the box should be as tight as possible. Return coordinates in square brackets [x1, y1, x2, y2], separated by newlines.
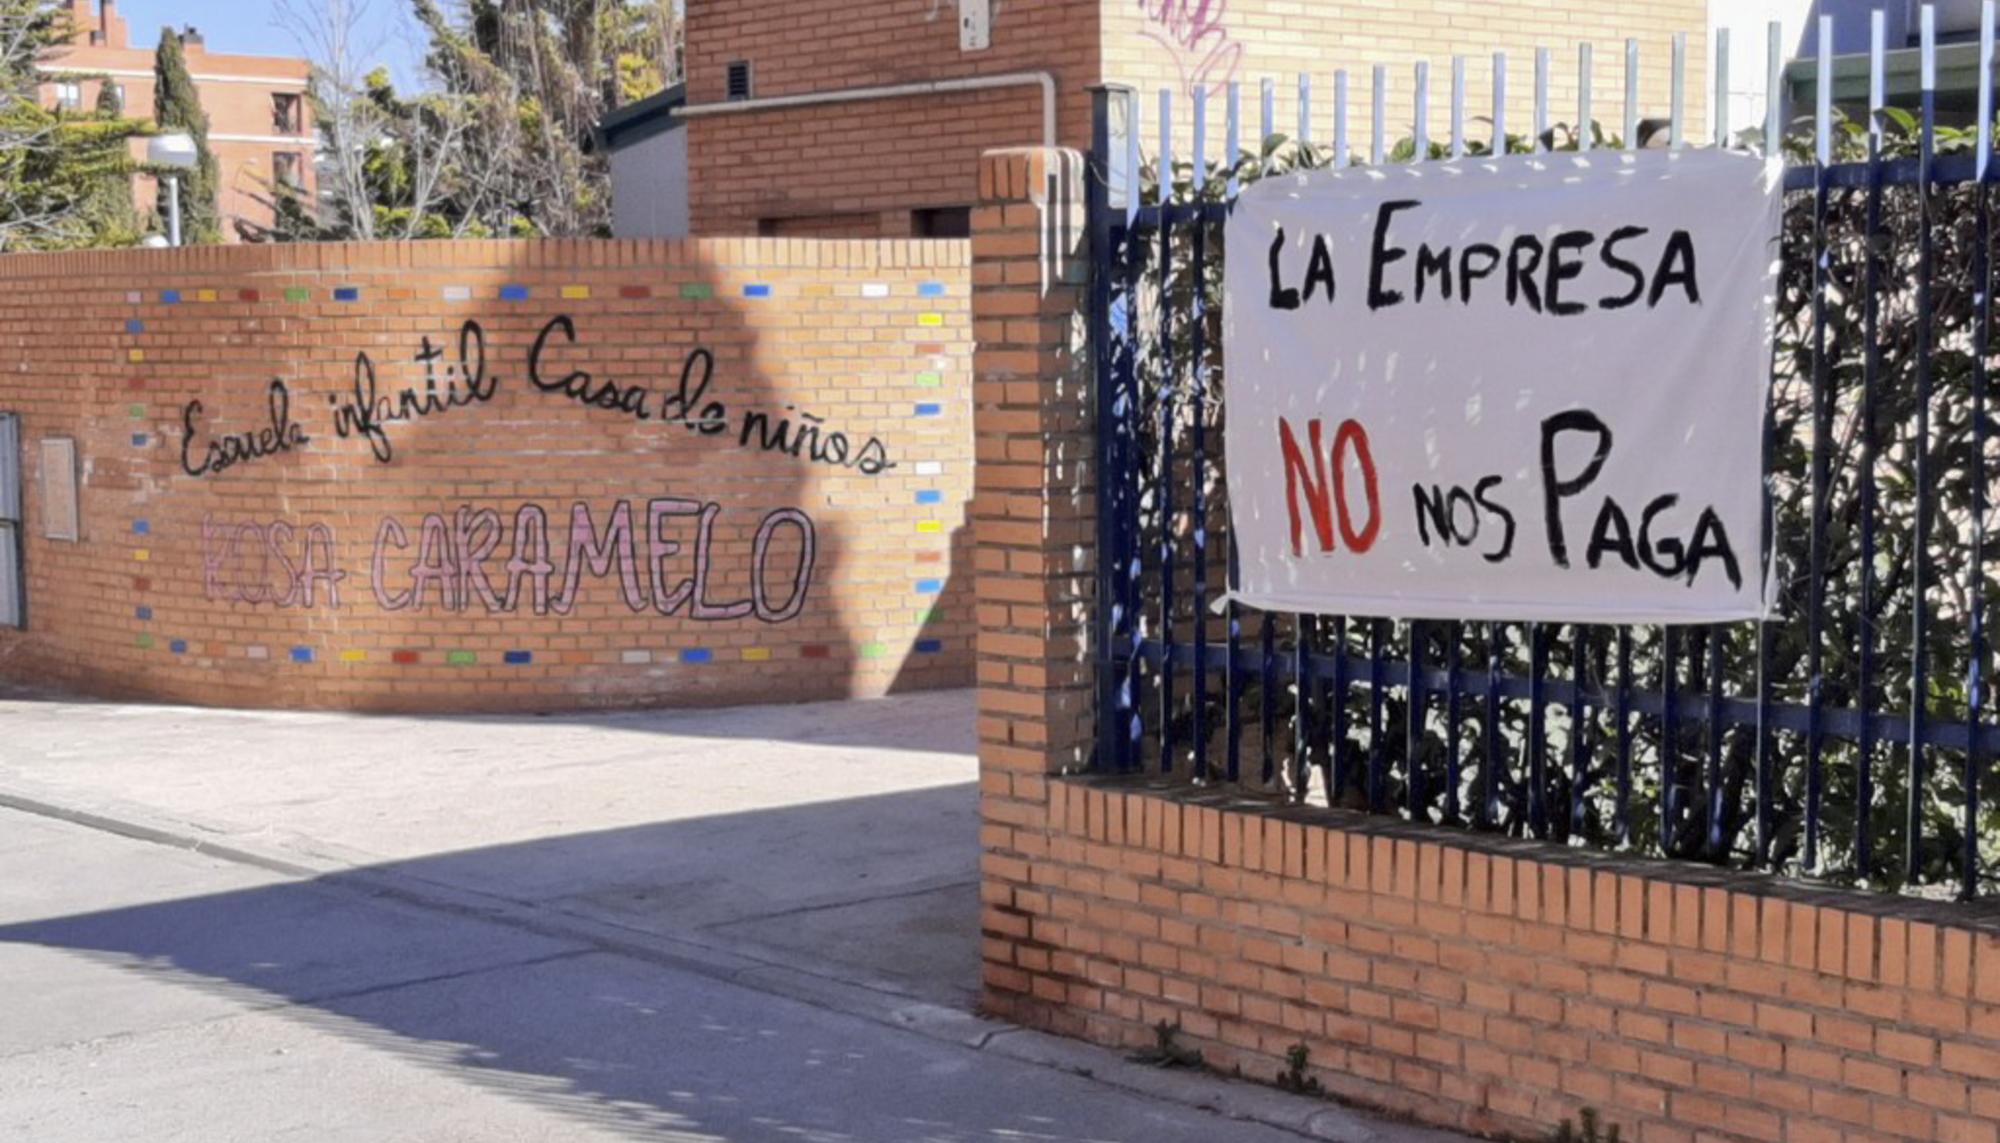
[1087, 5, 2000, 900]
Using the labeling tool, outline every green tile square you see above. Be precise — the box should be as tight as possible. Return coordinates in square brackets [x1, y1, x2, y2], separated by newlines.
[678, 282, 714, 300]
[447, 650, 477, 666]
[136, 634, 154, 649]
[914, 607, 938, 625]
[859, 642, 889, 660]
[128, 403, 146, 418]
[284, 287, 310, 302]
[914, 372, 943, 388]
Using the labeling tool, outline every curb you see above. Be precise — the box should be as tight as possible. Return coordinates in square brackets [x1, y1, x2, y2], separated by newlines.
[0, 784, 1475, 1143]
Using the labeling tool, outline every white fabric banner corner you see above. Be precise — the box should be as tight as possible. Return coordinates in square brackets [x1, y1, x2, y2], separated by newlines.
[1221, 149, 1784, 625]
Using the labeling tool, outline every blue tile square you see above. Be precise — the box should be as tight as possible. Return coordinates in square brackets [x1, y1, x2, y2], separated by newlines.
[915, 639, 944, 654]
[500, 284, 530, 301]
[125, 319, 144, 334]
[918, 282, 947, 297]
[135, 606, 152, 620]
[503, 650, 534, 665]
[915, 579, 944, 595]
[915, 490, 943, 506]
[742, 284, 772, 298]
[914, 403, 942, 417]
[169, 639, 187, 654]
[160, 290, 181, 304]
[679, 648, 714, 664]
[133, 520, 150, 535]
[290, 646, 314, 663]
[333, 287, 361, 302]
[130, 433, 148, 447]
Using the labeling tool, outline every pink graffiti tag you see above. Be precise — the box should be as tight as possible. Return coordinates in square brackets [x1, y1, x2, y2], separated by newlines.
[1138, 0, 1244, 102]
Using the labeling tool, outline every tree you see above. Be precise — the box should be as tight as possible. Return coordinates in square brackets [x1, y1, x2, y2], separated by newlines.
[416, 0, 684, 237]
[272, 0, 386, 240]
[0, 0, 146, 252]
[151, 27, 220, 243]
[260, 0, 484, 243]
[75, 71, 142, 245]
[257, 0, 680, 243]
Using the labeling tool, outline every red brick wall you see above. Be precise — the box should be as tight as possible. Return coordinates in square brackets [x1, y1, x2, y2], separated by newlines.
[684, 1, 1715, 239]
[684, 0, 1100, 235]
[971, 146, 2000, 1143]
[989, 781, 2000, 1143]
[0, 238, 972, 712]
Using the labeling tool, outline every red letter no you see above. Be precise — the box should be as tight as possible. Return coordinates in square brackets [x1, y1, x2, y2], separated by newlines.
[1276, 416, 1379, 557]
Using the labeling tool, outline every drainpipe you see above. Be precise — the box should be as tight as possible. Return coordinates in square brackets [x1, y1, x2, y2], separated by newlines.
[674, 72, 1060, 149]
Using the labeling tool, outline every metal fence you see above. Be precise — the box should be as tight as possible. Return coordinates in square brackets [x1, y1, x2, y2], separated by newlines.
[1087, 8, 2000, 900]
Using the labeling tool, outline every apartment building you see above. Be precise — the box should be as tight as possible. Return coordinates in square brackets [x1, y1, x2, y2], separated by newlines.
[40, 0, 313, 241]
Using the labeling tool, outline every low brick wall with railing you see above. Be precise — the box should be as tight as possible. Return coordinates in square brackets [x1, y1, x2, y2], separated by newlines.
[971, 144, 2000, 1143]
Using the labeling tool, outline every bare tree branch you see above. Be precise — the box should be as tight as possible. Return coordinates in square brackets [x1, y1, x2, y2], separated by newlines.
[273, 0, 386, 239]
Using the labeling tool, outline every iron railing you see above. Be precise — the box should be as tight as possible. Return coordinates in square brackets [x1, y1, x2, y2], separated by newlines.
[1088, 9, 2000, 900]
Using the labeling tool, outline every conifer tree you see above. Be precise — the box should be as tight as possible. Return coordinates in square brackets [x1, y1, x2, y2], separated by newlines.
[0, 0, 146, 251]
[151, 27, 220, 242]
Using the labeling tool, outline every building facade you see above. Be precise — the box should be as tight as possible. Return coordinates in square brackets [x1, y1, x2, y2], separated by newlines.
[39, 0, 314, 242]
[677, 0, 1712, 238]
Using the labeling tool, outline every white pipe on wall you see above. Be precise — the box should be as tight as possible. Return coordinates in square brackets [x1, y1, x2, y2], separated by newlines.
[674, 71, 1060, 149]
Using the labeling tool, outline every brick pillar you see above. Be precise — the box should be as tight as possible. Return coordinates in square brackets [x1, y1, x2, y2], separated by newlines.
[971, 147, 1093, 1023]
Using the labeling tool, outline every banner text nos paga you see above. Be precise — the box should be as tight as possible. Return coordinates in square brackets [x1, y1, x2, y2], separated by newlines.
[1222, 151, 1784, 624]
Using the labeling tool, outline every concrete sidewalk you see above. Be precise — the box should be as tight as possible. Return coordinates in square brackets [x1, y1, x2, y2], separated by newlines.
[0, 687, 984, 1007]
[3, 808, 1354, 1143]
[0, 687, 1478, 1143]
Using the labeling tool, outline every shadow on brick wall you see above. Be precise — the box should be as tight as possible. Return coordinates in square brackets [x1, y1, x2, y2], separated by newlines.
[891, 520, 973, 696]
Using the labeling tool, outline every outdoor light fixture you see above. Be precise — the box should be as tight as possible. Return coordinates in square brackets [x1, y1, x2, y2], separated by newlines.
[145, 133, 198, 247]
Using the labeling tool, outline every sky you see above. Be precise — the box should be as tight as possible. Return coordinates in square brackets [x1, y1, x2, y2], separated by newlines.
[103, 0, 426, 89]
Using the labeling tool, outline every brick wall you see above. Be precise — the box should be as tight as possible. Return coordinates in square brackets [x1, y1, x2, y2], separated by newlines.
[970, 146, 1096, 789]
[1104, 0, 1711, 151]
[0, 238, 973, 712]
[684, 0, 1101, 235]
[685, 1, 1713, 240]
[972, 145, 2000, 1143]
[992, 780, 2000, 1143]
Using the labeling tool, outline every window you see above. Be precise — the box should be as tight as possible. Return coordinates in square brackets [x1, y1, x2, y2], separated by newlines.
[913, 207, 972, 239]
[273, 152, 303, 190]
[108, 84, 126, 113]
[726, 61, 753, 101]
[53, 82, 81, 111]
[273, 92, 302, 135]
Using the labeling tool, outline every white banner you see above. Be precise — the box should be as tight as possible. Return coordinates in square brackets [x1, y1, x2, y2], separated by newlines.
[1222, 150, 1783, 624]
